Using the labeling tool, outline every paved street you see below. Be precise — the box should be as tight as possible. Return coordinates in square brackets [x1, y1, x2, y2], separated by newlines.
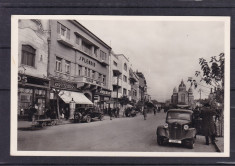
[18, 112, 217, 152]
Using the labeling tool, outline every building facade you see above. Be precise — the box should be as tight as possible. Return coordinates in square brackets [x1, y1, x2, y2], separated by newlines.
[18, 19, 50, 116]
[129, 68, 139, 104]
[136, 72, 147, 102]
[48, 20, 112, 113]
[171, 80, 194, 106]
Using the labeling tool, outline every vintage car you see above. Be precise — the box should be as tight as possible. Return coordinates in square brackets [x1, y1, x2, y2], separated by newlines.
[156, 109, 196, 149]
[74, 108, 103, 123]
[125, 107, 137, 117]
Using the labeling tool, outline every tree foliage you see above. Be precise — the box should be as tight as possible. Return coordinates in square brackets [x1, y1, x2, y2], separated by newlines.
[188, 53, 224, 104]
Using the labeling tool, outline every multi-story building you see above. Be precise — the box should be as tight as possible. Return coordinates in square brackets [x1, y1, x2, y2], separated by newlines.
[18, 19, 50, 116]
[110, 52, 132, 106]
[136, 72, 147, 102]
[129, 68, 139, 104]
[48, 20, 112, 114]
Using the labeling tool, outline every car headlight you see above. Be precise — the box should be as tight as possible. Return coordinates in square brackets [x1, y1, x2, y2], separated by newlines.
[184, 125, 189, 130]
[164, 124, 168, 128]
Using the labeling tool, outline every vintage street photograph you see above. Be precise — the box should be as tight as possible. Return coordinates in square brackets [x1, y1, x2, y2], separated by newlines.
[11, 16, 230, 157]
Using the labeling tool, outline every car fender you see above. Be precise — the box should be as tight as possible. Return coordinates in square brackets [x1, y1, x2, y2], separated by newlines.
[157, 125, 169, 138]
[184, 128, 196, 139]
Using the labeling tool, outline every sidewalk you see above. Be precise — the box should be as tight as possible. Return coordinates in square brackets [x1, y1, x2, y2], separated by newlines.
[214, 136, 224, 152]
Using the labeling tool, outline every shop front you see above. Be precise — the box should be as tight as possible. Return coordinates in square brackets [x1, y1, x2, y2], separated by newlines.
[18, 74, 49, 119]
[95, 89, 111, 113]
[50, 78, 93, 119]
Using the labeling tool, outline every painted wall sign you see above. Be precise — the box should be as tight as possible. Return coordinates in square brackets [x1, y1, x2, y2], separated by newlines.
[79, 56, 96, 67]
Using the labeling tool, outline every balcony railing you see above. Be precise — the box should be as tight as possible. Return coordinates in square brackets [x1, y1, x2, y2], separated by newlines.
[76, 76, 104, 87]
[111, 92, 122, 98]
[57, 34, 73, 48]
[112, 77, 122, 86]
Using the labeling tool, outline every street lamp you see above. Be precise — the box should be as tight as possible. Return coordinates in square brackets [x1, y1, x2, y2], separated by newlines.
[69, 98, 76, 119]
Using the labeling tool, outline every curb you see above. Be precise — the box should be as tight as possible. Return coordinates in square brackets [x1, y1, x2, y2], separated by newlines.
[214, 142, 221, 152]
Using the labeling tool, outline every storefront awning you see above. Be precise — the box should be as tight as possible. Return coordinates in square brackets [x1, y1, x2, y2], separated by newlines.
[58, 91, 93, 105]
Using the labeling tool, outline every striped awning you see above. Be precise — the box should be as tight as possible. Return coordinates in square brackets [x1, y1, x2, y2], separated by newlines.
[58, 91, 93, 105]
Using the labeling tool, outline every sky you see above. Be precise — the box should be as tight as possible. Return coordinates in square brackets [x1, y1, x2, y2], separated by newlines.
[78, 18, 225, 102]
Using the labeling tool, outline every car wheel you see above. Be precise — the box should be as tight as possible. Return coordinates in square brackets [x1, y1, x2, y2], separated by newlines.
[157, 135, 164, 146]
[41, 122, 47, 128]
[51, 120, 55, 126]
[188, 139, 195, 149]
[99, 115, 103, 121]
[86, 116, 91, 123]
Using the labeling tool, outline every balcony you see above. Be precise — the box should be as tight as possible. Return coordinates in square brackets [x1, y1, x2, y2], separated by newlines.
[100, 60, 109, 66]
[111, 92, 122, 98]
[76, 76, 104, 87]
[57, 35, 73, 48]
[112, 77, 122, 87]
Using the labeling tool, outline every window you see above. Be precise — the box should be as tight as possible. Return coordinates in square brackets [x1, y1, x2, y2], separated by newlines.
[123, 75, 127, 82]
[88, 68, 90, 77]
[103, 75, 106, 85]
[124, 63, 127, 71]
[56, 57, 62, 72]
[98, 73, 102, 82]
[100, 50, 106, 60]
[78, 65, 82, 76]
[57, 22, 70, 39]
[76, 36, 80, 45]
[113, 61, 117, 66]
[65, 61, 70, 74]
[123, 88, 127, 96]
[94, 48, 98, 56]
[21, 45, 36, 67]
[92, 70, 96, 79]
[84, 67, 87, 76]
[82, 41, 92, 55]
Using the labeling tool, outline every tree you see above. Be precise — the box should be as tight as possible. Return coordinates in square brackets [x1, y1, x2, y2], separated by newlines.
[119, 96, 129, 106]
[188, 53, 224, 104]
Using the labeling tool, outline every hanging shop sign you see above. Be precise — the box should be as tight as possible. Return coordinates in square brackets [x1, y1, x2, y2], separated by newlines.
[96, 89, 111, 96]
[51, 79, 77, 91]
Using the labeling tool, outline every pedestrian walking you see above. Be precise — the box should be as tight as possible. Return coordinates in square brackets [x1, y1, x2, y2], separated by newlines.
[143, 107, 147, 120]
[153, 107, 156, 115]
[116, 107, 120, 118]
[108, 107, 113, 120]
[200, 103, 216, 145]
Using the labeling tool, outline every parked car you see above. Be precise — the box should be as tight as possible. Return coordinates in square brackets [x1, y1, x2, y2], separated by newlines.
[125, 107, 137, 117]
[74, 108, 103, 123]
[156, 109, 196, 149]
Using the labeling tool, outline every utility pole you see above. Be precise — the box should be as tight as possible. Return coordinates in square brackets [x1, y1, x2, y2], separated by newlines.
[198, 89, 202, 102]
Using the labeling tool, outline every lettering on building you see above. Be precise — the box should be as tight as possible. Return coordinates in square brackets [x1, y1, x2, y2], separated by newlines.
[79, 56, 96, 67]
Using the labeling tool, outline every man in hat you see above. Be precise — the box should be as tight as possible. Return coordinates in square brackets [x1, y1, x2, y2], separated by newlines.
[200, 103, 216, 145]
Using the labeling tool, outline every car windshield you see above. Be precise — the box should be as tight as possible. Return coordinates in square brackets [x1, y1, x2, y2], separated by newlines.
[167, 112, 191, 121]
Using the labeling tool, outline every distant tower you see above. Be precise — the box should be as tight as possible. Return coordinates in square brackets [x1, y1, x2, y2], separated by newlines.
[188, 86, 194, 106]
[178, 79, 188, 104]
[171, 87, 178, 105]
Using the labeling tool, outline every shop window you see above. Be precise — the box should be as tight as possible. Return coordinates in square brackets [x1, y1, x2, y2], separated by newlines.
[57, 22, 70, 39]
[65, 61, 70, 74]
[56, 57, 62, 72]
[21, 45, 36, 67]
